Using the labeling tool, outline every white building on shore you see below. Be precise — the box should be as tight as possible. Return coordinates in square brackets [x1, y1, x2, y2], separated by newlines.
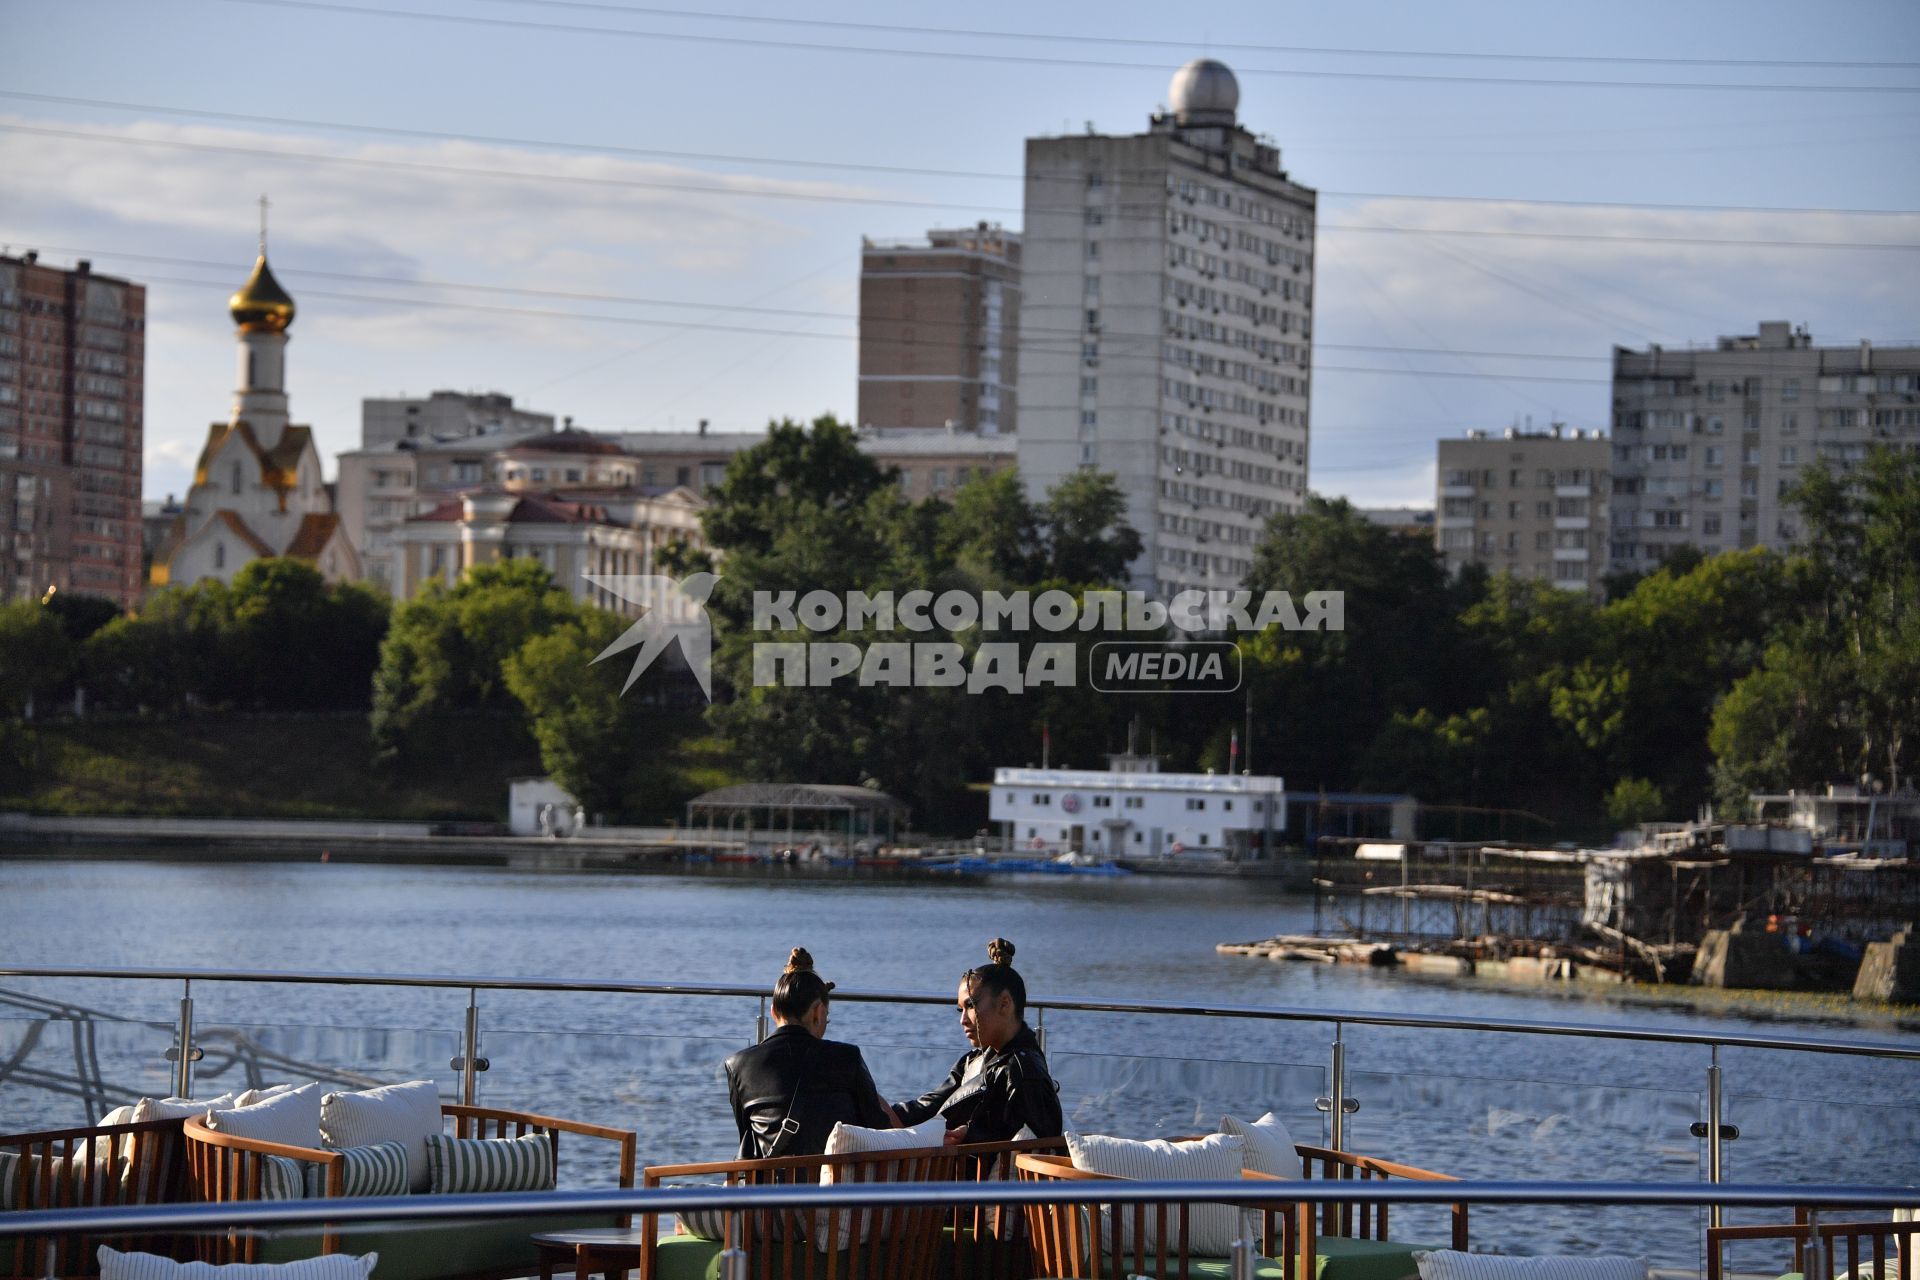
[990, 753, 1284, 859]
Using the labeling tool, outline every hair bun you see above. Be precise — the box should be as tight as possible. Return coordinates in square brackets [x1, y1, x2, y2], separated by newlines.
[986, 937, 1016, 967]
[785, 947, 816, 973]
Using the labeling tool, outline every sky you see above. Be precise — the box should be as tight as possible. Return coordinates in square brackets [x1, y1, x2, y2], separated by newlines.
[2, 0, 1917, 508]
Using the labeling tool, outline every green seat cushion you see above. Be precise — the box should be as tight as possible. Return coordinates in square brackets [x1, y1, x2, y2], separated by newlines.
[654, 1234, 727, 1280]
[1096, 1254, 1289, 1279]
[936, 1222, 1034, 1280]
[1315, 1235, 1446, 1280]
[255, 1211, 619, 1280]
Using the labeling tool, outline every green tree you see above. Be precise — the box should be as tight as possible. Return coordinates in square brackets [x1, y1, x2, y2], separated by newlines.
[938, 468, 1041, 582]
[1036, 470, 1142, 587]
[1604, 776, 1665, 828]
[0, 601, 75, 718]
[371, 558, 581, 759]
[1712, 448, 1920, 797]
[1241, 496, 1465, 789]
[503, 611, 653, 818]
[228, 559, 390, 711]
[82, 581, 236, 714]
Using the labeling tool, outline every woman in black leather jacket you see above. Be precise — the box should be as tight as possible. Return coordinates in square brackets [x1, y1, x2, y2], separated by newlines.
[723, 948, 895, 1158]
[893, 938, 1063, 1145]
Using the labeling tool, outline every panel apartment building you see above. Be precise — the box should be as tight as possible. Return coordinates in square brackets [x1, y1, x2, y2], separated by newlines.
[1017, 59, 1316, 596]
[0, 252, 145, 607]
[1437, 426, 1611, 598]
[859, 225, 1020, 435]
[1610, 321, 1920, 570]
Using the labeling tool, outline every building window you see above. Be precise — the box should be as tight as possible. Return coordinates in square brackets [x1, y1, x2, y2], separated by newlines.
[1783, 378, 1799, 401]
[214, 541, 225, 569]
[1703, 514, 1722, 535]
[229, 461, 241, 495]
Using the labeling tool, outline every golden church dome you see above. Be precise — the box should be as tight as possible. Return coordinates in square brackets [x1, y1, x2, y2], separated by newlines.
[229, 255, 295, 333]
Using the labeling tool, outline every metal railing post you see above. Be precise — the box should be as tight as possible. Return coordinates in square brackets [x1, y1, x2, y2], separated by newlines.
[1230, 1235, 1257, 1280]
[756, 996, 768, 1044]
[1034, 1005, 1047, 1054]
[462, 989, 480, 1106]
[173, 980, 195, 1098]
[1804, 1208, 1826, 1280]
[1707, 1046, 1724, 1230]
[719, 1246, 747, 1280]
[1330, 1025, 1347, 1152]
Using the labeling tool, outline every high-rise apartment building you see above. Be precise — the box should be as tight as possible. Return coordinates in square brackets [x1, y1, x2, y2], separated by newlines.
[0, 252, 146, 607]
[1017, 59, 1315, 595]
[859, 226, 1021, 435]
[1610, 322, 1920, 570]
[1436, 426, 1611, 598]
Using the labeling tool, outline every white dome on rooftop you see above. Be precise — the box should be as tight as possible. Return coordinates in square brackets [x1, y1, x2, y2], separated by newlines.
[1169, 58, 1239, 126]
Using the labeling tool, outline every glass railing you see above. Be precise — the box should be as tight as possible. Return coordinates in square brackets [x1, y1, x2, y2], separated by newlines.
[3, 963, 1916, 1265]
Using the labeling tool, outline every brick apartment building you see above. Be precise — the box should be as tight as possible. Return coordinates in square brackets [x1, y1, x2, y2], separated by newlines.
[858, 225, 1021, 435]
[0, 252, 145, 607]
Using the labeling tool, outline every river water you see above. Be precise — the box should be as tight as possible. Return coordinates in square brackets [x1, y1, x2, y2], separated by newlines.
[3, 856, 1916, 1263]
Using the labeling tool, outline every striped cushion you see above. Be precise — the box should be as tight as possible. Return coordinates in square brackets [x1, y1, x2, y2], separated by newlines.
[319, 1080, 442, 1194]
[304, 1143, 409, 1198]
[1412, 1252, 1649, 1280]
[0, 1150, 114, 1210]
[256, 1155, 307, 1202]
[1066, 1131, 1248, 1257]
[97, 1244, 379, 1279]
[424, 1131, 555, 1194]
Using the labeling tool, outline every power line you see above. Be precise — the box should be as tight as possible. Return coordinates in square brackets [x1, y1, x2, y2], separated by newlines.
[486, 0, 1920, 73]
[9, 90, 1910, 181]
[220, 0, 1920, 95]
[126, 268, 1617, 385]
[7, 120, 1916, 228]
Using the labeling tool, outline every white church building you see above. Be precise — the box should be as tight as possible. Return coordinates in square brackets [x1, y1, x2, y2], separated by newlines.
[990, 753, 1286, 859]
[151, 227, 358, 589]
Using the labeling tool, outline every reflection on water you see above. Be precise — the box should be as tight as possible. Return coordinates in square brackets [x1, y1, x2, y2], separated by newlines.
[3, 858, 1917, 1264]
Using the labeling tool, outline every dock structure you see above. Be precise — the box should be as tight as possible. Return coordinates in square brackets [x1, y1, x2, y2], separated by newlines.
[1235, 829, 1920, 990]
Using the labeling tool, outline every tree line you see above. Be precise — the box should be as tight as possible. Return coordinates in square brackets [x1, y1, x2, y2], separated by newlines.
[2, 417, 1912, 837]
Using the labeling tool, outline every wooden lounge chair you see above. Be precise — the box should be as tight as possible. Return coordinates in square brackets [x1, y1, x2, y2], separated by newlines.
[1295, 1144, 1470, 1280]
[1013, 1150, 1301, 1280]
[183, 1102, 636, 1280]
[2, 1118, 194, 1280]
[1709, 1213, 1914, 1280]
[639, 1144, 961, 1280]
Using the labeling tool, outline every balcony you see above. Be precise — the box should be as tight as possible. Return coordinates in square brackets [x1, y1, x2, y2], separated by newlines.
[1554, 484, 1591, 498]
[1553, 547, 1590, 562]
[1553, 516, 1590, 531]
[1441, 484, 1475, 498]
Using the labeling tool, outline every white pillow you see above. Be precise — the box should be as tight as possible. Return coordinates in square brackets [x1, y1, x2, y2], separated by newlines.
[1413, 1252, 1649, 1280]
[97, 1245, 378, 1280]
[319, 1079, 442, 1193]
[234, 1084, 297, 1108]
[128, 1093, 240, 1125]
[1220, 1112, 1298, 1179]
[1066, 1131, 1247, 1258]
[203, 1083, 324, 1150]
[99, 1104, 139, 1126]
[809, 1114, 950, 1248]
[822, 1114, 948, 1167]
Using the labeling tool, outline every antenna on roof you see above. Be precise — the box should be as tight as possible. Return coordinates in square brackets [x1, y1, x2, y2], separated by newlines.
[258, 193, 270, 255]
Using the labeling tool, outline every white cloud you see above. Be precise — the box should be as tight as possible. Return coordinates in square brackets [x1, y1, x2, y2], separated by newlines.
[1307, 196, 1920, 506]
